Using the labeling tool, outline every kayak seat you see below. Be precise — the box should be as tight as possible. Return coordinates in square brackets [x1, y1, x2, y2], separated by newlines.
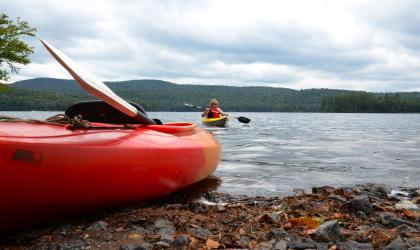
[65, 100, 150, 124]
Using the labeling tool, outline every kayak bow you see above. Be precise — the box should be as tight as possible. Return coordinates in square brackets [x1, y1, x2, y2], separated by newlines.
[202, 116, 229, 127]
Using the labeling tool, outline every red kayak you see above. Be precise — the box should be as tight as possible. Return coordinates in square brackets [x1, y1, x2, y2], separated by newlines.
[0, 120, 220, 234]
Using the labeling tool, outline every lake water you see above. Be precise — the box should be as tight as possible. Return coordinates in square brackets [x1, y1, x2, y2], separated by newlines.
[1, 111, 419, 196]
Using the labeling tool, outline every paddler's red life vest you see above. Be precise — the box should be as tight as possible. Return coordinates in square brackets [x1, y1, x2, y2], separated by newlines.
[207, 107, 220, 118]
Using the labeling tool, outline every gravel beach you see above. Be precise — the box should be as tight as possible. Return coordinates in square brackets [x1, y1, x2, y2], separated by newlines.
[1, 177, 419, 250]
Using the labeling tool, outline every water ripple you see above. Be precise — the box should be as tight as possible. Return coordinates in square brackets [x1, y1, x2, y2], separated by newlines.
[3, 111, 420, 196]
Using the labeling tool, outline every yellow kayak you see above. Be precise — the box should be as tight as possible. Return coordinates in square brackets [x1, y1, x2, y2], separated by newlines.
[202, 116, 228, 127]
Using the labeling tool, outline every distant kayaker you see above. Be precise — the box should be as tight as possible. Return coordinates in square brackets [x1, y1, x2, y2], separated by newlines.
[202, 98, 225, 118]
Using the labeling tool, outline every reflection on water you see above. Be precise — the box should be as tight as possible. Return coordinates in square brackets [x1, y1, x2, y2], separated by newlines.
[1, 111, 420, 196]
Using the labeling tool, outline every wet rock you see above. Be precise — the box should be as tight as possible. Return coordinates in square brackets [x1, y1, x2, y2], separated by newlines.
[292, 188, 306, 195]
[273, 240, 287, 250]
[259, 212, 281, 224]
[153, 219, 172, 229]
[120, 243, 152, 250]
[372, 185, 390, 198]
[248, 199, 273, 207]
[286, 235, 318, 249]
[129, 217, 147, 226]
[391, 187, 420, 199]
[348, 195, 373, 214]
[397, 224, 417, 233]
[254, 241, 273, 250]
[317, 242, 329, 250]
[254, 231, 267, 240]
[59, 239, 89, 250]
[404, 187, 420, 198]
[341, 240, 373, 250]
[171, 234, 190, 248]
[390, 189, 412, 199]
[312, 186, 336, 195]
[86, 221, 108, 231]
[328, 194, 348, 203]
[379, 212, 420, 230]
[356, 211, 368, 220]
[354, 225, 371, 242]
[130, 225, 149, 234]
[383, 237, 407, 250]
[407, 238, 420, 249]
[266, 227, 288, 240]
[189, 202, 209, 213]
[240, 235, 251, 246]
[315, 220, 341, 243]
[158, 226, 174, 243]
[202, 191, 235, 203]
[187, 227, 211, 239]
[395, 200, 418, 210]
[362, 183, 390, 198]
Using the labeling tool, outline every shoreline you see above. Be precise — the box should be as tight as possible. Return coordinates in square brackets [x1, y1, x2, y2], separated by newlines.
[1, 180, 419, 250]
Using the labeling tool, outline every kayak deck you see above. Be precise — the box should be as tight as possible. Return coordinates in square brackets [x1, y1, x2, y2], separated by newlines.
[0, 121, 220, 234]
[202, 116, 228, 127]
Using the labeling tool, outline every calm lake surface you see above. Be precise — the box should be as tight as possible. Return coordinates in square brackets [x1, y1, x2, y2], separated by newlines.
[1, 111, 419, 196]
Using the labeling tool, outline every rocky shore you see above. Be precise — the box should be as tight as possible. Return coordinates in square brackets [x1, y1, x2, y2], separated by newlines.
[1, 178, 419, 250]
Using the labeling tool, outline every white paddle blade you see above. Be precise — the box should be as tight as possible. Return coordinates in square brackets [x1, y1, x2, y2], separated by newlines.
[40, 38, 138, 118]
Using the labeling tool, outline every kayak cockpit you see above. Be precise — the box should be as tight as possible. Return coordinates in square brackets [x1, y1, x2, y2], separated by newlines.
[65, 100, 162, 125]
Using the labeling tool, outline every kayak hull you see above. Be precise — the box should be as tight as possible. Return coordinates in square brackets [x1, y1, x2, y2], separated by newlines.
[0, 121, 220, 234]
[202, 116, 228, 127]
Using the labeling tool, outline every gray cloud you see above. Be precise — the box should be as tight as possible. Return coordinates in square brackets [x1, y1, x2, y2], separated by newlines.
[2, 0, 420, 91]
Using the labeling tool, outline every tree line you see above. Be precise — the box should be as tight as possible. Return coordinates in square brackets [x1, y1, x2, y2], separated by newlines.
[320, 92, 420, 113]
[2, 78, 420, 113]
[0, 78, 345, 112]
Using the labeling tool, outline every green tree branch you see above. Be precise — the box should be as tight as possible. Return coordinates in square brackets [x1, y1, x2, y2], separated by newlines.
[0, 14, 36, 83]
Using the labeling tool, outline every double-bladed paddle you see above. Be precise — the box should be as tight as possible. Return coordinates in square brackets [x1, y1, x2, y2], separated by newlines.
[40, 38, 156, 125]
[184, 103, 251, 124]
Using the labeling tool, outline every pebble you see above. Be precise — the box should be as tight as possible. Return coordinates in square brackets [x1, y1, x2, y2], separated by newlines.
[2, 184, 418, 250]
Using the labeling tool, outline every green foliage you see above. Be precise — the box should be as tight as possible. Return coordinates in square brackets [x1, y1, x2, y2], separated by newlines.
[0, 14, 37, 83]
[2, 78, 345, 111]
[321, 92, 420, 112]
[0, 87, 86, 111]
[0, 83, 9, 93]
[3, 78, 420, 113]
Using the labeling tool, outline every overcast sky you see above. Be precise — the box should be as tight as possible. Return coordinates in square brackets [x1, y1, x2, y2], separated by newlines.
[2, 0, 420, 92]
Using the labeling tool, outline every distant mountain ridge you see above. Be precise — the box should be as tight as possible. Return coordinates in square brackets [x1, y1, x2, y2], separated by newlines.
[2, 77, 420, 112]
[13, 78, 176, 93]
[6, 77, 346, 111]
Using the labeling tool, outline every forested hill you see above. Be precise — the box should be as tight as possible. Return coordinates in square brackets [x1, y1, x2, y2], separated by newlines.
[0, 77, 346, 111]
[12, 78, 175, 92]
[1, 77, 420, 112]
